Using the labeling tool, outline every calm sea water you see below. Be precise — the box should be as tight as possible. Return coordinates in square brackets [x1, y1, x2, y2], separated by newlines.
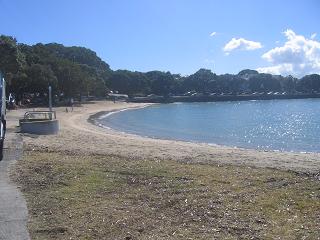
[98, 99, 320, 152]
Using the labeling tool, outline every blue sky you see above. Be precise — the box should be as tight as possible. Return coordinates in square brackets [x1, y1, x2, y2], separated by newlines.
[1, 0, 319, 77]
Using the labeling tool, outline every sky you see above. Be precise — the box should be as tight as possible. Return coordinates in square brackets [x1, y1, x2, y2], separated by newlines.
[1, 0, 319, 77]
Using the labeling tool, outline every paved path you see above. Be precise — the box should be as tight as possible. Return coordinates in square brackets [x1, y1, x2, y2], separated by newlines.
[0, 129, 30, 240]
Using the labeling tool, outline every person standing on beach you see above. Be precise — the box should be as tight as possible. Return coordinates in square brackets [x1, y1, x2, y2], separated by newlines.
[70, 98, 74, 112]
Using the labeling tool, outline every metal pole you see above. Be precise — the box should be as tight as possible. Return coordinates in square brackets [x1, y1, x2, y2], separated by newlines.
[49, 86, 52, 112]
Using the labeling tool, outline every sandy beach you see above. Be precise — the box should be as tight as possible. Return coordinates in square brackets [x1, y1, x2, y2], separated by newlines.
[8, 101, 320, 239]
[8, 100, 319, 175]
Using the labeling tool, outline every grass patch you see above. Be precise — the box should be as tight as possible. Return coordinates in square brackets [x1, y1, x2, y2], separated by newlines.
[13, 150, 320, 239]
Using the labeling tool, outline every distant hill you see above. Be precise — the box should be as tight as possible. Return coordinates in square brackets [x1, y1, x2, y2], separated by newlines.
[29, 43, 110, 72]
[1, 35, 111, 99]
[1, 34, 320, 101]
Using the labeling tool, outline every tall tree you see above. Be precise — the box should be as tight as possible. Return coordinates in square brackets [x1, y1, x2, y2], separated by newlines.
[0, 35, 25, 80]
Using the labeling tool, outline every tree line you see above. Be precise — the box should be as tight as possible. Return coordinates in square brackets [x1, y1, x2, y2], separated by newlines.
[1, 35, 320, 102]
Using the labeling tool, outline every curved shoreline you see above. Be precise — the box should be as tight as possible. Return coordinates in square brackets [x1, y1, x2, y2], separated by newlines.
[88, 104, 319, 155]
[89, 108, 255, 152]
[88, 104, 154, 126]
[17, 101, 320, 175]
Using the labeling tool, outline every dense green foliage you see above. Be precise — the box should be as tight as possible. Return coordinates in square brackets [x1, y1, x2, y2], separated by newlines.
[1, 35, 320, 101]
[0, 36, 25, 76]
[0, 35, 111, 100]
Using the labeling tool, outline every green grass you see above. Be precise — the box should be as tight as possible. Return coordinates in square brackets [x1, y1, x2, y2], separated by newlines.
[13, 150, 320, 239]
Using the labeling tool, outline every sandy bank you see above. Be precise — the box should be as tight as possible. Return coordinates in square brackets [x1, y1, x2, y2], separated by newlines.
[9, 101, 320, 174]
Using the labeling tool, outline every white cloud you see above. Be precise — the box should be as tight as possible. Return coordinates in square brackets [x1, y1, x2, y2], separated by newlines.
[311, 33, 317, 39]
[256, 64, 293, 76]
[223, 38, 262, 53]
[257, 29, 320, 77]
[210, 32, 217, 37]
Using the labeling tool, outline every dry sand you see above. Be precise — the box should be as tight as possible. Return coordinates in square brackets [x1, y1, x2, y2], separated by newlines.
[8, 101, 320, 174]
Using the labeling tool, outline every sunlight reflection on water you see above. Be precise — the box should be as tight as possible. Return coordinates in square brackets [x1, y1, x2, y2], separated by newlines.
[99, 99, 320, 153]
